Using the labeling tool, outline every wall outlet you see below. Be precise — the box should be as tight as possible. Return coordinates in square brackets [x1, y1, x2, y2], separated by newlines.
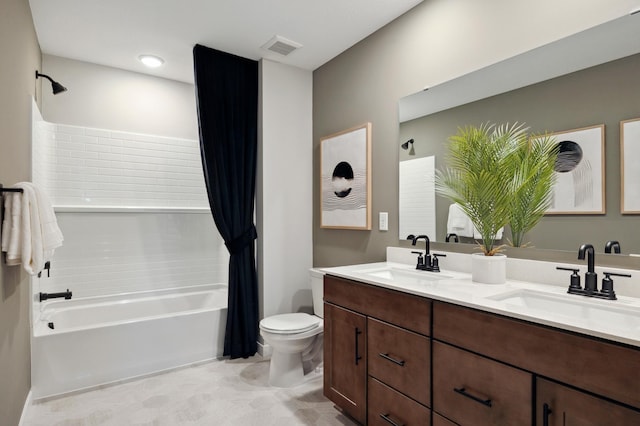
[379, 212, 388, 231]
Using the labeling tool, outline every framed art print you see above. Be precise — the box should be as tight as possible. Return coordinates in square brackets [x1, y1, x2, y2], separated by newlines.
[320, 123, 372, 230]
[546, 124, 605, 215]
[621, 117, 640, 214]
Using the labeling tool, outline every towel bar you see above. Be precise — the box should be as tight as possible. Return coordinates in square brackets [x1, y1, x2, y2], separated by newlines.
[0, 184, 24, 194]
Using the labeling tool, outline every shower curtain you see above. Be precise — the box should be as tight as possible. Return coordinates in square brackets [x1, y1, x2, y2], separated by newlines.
[193, 44, 259, 359]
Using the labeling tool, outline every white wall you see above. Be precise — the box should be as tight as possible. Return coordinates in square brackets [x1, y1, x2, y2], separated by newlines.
[32, 121, 207, 208]
[258, 60, 313, 319]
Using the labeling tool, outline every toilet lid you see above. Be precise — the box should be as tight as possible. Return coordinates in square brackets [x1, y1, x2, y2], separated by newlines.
[260, 313, 321, 334]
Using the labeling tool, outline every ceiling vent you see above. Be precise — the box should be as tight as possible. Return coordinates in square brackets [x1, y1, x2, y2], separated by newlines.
[261, 35, 302, 56]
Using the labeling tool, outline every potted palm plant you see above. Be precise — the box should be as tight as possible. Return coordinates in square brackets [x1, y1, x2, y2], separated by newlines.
[435, 122, 557, 283]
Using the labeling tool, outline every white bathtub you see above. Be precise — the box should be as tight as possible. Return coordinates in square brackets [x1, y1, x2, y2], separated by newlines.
[31, 284, 228, 399]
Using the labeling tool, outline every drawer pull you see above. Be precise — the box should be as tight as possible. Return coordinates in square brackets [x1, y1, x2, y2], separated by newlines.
[453, 387, 492, 407]
[380, 413, 405, 426]
[542, 403, 553, 426]
[379, 352, 406, 366]
[354, 328, 362, 365]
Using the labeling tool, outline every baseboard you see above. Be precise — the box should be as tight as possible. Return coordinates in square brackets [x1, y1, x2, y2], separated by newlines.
[257, 341, 272, 359]
[18, 389, 33, 426]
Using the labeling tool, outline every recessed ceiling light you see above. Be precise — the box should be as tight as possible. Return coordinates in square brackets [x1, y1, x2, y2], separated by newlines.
[138, 54, 164, 68]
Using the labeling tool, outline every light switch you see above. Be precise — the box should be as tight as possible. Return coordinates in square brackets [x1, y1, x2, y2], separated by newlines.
[379, 212, 388, 231]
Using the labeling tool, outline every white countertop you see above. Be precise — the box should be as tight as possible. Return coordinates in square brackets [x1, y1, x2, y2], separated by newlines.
[321, 261, 640, 348]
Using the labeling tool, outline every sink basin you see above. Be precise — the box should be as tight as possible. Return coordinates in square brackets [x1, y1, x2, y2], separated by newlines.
[487, 289, 640, 331]
[361, 266, 453, 282]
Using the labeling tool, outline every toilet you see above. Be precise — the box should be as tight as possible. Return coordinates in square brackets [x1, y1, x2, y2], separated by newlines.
[259, 269, 324, 387]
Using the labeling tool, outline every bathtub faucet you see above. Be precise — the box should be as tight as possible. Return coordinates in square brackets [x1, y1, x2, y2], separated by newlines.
[39, 289, 72, 302]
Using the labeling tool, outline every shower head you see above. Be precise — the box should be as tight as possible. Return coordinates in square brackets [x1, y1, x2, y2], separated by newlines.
[35, 71, 67, 95]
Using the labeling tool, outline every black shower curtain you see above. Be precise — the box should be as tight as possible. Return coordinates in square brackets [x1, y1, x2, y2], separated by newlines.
[193, 44, 258, 359]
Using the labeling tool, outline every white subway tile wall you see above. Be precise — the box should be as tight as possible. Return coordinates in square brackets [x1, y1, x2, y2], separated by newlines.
[33, 123, 208, 208]
[39, 212, 229, 298]
[32, 121, 228, 298]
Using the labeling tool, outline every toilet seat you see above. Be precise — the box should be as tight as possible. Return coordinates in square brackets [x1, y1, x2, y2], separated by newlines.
[260, 313, 321, 335]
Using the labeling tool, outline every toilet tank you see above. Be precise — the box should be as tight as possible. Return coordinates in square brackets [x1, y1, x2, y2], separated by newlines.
[310, 268, 325, 318]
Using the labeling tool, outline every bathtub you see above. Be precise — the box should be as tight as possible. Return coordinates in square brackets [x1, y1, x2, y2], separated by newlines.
[31, 284, 227, 399]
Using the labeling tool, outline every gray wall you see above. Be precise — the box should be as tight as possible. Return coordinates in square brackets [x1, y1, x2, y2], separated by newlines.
[42, 55, 198, 140]
[312, 0, 630, 267]
[0, 0, 41, 423]
[400, 53, 640, 253]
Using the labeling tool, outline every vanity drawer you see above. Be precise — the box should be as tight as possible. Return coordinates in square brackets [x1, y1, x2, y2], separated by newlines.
[368, 317, 430, 405]
[433, 301, 640, 409]
[368, 377, 431, 426]
[433, 413, 458, 426]
[324, 275, 431, 335]
[432, 341, 532, 426]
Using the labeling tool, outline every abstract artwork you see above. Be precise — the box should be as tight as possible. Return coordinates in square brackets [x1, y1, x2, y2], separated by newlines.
[546, 124, 605, 215]
[320, 123, 371, 229]
[621, 118, 640, 214]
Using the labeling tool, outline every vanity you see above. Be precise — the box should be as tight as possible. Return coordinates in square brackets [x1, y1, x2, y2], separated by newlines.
[322, 253, 640, 425]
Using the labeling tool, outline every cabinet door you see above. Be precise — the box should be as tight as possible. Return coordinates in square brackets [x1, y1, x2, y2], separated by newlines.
[324, 302, 367, 425]
[536, 378, 640, 426]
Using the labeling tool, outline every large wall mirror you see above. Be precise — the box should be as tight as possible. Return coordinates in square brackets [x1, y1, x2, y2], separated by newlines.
[398, 13, 640, 261]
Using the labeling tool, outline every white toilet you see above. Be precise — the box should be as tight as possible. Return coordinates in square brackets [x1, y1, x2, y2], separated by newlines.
[259, 269, 324, 387]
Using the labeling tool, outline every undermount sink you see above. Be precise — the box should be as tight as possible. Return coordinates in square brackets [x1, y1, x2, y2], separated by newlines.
[361, 266, 453, 282]
[487, 289, 640, 331]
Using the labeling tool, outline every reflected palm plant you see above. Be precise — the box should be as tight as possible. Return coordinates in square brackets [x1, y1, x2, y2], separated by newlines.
[435, 123, 557, 255]
[508, 132, 558, 248]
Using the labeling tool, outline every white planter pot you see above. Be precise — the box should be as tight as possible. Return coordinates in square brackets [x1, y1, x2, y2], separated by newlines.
[471, 253, 507, 284]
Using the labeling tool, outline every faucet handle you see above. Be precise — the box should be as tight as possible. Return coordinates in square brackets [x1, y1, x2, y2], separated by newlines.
[411, 251, 425, 269]
[431, 253, 447, 272]
[600, 272, 632, 300]
[556, 266, 581, 292]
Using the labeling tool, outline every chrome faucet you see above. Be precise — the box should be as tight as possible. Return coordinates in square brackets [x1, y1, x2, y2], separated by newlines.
[604, 240, 621, 254]
[577, 243, 597, 292]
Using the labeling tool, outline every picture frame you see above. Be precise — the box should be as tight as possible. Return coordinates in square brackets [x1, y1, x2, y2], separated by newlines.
[546, 124, 605, 215]
[320, 123, 372, 230]
[621, 117, 640, 214]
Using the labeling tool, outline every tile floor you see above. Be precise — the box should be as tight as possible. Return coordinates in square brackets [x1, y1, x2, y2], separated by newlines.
[22, 357, 357, 426]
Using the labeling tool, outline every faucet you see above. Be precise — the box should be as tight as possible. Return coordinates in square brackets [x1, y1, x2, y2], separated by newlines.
[446, 233, 459, 243]
[577, 244, 597, 292]
[604, 240, 621, 254]
[39, 289, 72, 302]
[410, 234, 436, 271]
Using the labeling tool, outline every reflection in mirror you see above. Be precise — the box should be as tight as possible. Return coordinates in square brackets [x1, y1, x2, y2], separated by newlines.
[398, 13, 640, 262]
[399, 156, 435, 240]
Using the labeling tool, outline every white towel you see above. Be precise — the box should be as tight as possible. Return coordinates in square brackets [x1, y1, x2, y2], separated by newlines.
[1, 191, 22, 263]
[447, 203, 475, 237]
[1, 182, 63, 275]
[473, 225, 504, 240]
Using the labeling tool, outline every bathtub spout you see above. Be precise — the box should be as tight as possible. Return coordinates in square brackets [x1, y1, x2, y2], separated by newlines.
[40, 289, 72, 302]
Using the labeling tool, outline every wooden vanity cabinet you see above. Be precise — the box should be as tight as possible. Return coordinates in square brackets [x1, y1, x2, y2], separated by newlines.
[536, 378, 640, 425]
[433, 301, 640, 425]
[324, 275, 432, 425]
[324, 274, 640, 425]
